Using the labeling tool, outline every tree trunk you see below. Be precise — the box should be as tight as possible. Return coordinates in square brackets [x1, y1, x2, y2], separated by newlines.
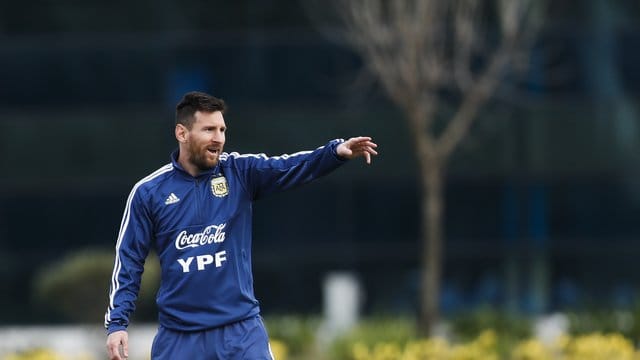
[418, 161, 444, 336]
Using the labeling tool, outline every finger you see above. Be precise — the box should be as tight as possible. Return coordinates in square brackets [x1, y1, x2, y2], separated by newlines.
[352, 136, 372, 142]
[348, 137, 372, 148]
[357, 142, 377, 153]
[365, 152, 371, 164]
[108, 344, 122, 360]
[122, 339, 129, 358]
[352, 138, 375, 146]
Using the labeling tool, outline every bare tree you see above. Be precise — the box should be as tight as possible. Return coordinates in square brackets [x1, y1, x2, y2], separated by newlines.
[308, 0, 542, 335]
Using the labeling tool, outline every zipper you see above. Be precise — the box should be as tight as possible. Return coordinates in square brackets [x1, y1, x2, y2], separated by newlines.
[194, 178, 203, 224]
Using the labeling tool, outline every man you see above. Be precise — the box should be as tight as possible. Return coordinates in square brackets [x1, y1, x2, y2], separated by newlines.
[104, 91, 378, 360]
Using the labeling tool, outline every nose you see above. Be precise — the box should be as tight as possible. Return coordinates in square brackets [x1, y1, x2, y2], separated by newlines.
[212, 130, 225, 143]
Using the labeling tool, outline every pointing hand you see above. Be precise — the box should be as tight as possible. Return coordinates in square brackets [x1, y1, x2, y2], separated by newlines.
[336, 136, 379, 164]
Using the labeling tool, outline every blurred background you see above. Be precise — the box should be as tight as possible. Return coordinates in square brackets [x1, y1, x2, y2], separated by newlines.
[1, 0, 640, 359]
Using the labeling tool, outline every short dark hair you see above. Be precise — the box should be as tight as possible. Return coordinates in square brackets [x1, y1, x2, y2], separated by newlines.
[176, 91, 226, 128]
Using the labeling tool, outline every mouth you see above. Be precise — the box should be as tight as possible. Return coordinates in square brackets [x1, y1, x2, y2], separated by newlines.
[206, 147, 220, 156]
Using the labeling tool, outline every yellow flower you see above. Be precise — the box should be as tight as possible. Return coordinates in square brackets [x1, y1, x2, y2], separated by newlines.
[475, 329, 497, 349]
[511, 339, 553, 360]
[402, 338, 450, 360]
[565, 333, 636, 360]
[352, 342, 371, 360]
[346, 329, 640, 360]
[270, 339, 289, 360]
[2, 348, 66, 360]
[371, 342, 402, 360]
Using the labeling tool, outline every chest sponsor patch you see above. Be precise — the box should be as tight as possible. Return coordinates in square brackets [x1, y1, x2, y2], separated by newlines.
[211, 176, 229, 197]
[175, 223, 226, 250]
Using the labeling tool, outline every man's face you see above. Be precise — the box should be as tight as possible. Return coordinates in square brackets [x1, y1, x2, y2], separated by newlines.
[183, 110, 226, 171]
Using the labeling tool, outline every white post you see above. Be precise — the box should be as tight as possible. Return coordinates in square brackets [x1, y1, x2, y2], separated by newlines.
[318, 271, 362, 345]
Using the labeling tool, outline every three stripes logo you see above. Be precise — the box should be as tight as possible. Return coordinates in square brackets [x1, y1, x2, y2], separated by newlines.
[165, 192, 180, 205]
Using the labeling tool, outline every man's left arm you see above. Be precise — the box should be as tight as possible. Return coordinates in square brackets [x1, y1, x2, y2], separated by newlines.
[237, 136, 377, 199]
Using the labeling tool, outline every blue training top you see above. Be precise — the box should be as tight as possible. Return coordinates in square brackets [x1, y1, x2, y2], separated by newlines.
[104, 139, 346, 333]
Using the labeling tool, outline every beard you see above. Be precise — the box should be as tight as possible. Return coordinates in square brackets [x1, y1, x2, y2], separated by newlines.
[187, 142, 220, 171]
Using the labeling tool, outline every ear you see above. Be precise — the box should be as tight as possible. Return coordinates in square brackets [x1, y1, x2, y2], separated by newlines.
[175, 124, 188, 143]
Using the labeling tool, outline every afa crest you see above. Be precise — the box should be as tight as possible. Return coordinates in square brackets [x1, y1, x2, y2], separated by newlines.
[210, 176, 229, 197]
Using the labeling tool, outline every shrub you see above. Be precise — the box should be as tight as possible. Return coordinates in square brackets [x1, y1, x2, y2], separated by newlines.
[341, 331, 640, 360]
[264, 316, 318, 358]
[346, 329, 499, 360]
[567, 308, 640, 339]
[2, 348, 95, 360]
[450, 306, 532, 340]
[511, 339, 555, 360]
[269, 339, 289, 360]
[449, 306, 532, 356]
[563, 333, 638, 360]
[329, 317, 415, 360]
[32, 249, 159, 323]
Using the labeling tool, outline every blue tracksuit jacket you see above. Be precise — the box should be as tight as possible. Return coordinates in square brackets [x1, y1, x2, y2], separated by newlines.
[105, 139, 346, 333]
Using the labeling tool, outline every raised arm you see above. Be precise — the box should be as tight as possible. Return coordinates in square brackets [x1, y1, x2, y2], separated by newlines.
[228, 137, 377, 200]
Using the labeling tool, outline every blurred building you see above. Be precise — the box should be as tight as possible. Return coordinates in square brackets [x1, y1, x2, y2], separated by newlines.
[0, 0, 639, 324]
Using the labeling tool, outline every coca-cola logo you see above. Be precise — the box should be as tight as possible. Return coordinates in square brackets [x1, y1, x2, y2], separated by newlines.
[175, 223, 226, 250]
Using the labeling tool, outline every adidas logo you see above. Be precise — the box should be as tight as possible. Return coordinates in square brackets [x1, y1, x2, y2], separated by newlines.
[165, 193, 180, 205]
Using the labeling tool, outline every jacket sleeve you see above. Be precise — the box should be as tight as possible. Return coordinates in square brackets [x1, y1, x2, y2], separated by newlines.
[233, 139, 348, 200]
[104, 185, 153, 334]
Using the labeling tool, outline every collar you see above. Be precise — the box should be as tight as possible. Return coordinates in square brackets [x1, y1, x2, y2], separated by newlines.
[170, 149, 220, 179]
